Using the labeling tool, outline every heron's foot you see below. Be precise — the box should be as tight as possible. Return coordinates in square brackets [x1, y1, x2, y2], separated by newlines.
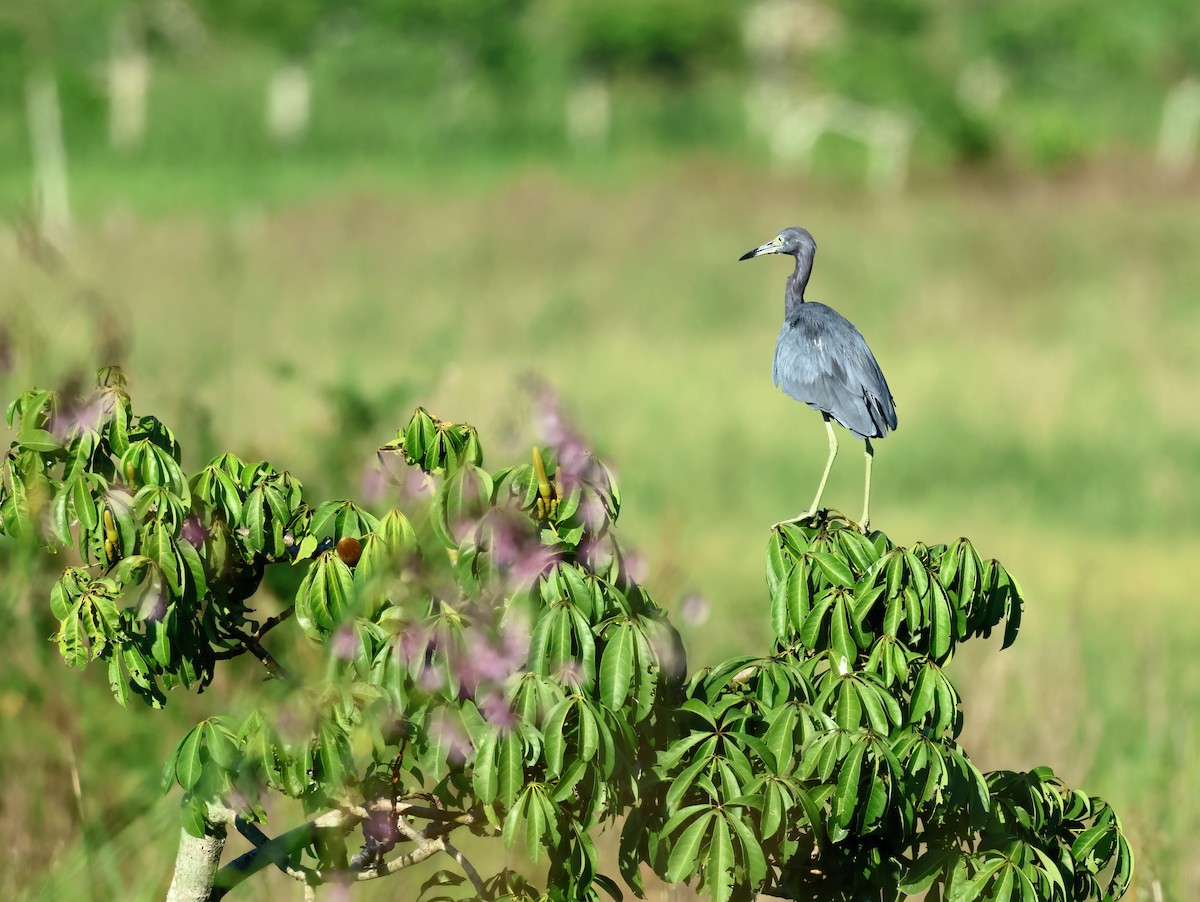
[772, 510, 820, 530]
[857, 517, 870, 535]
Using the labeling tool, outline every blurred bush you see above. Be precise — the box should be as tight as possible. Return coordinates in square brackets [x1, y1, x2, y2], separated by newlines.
[0, 0, 1199, 179]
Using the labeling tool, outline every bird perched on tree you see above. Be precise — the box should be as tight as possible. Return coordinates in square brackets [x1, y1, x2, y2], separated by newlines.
[739, 227, 897, 530]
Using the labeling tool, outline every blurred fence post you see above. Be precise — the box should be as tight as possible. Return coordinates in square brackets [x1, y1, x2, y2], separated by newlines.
[770, 98, 916, 194]
[1157, 78, 1200, 176]
[25, 69, 71, 247]
[108, 16, 150, 152]
[267, 64, 312, 145]
[566, 76, 611, 153]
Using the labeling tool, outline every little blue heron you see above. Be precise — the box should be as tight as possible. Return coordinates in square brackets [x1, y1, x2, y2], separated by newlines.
[739, 227, 897, 530]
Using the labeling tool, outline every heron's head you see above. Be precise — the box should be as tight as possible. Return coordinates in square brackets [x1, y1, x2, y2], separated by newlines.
[738, 227, 816, 261]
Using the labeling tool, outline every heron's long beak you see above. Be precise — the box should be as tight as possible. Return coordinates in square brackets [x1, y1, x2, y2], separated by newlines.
[738, 241, 778, 261]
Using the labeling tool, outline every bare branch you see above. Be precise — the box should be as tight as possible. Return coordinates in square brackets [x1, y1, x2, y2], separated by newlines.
[212, 608, 295, 678]
[442, 840, 486, 896]
[210, 799, 475, 895]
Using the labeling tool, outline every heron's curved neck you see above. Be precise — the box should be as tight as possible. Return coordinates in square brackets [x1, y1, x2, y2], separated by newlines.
[785, 251, 812, 317]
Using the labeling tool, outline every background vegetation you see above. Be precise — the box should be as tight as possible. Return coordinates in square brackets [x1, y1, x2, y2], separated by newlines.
[1, 0, 1198, 899]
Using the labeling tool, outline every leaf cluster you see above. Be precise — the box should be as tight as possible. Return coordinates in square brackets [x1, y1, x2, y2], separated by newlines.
[0, 372, 1132, 901]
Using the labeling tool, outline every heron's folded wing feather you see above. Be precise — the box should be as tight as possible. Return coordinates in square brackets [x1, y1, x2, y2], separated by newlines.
[772, 304, 897, 439]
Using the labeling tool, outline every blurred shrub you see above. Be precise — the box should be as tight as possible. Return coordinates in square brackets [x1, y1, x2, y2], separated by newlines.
[2, 0, 1200, 174]
[566, 0, 746, 80]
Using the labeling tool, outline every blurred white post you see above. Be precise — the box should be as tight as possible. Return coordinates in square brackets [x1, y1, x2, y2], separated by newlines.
[25, 69, 71, 246]
[867, 114, 915, 194]
[266, 63, 311, 144]
[1157, 78, 1200, 176]
[108, 17, 150, 152]
[769, 98, 831, 174]
[771, 98, 915, 194]
[566, 76, 610, 152]
[741, 0, 837, 141]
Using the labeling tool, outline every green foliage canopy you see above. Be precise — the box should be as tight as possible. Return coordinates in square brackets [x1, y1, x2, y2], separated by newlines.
[0, 369, 1133, 901]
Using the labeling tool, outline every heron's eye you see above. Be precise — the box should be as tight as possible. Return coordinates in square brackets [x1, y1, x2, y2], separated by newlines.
[774, 235, 783, 245]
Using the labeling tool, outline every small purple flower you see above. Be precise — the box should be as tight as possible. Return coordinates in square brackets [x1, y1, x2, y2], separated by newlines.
[651, 630, 685, 679]
[428, 709, 470, 764]
[403, 470, 435, 501]
[0, 328, 13, 376]
[332, 625, 359, 661]
[180, 516, 207, 549]
[679, 592, 710, 626]
[50, 392, 116, 443]
[555, 661, 584, 690]
[139, 588, 166, 623]
[360, 464, 388, 505]
[479, 691, 518, 734]
[625, 551, 649, 584]
[418, 665, 444, 693]
[362, 809, 399, 846]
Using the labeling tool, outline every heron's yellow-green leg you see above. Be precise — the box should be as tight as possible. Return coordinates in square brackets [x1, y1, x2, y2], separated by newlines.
[775, 415, 838, 527]
[859, 439, 874, 532]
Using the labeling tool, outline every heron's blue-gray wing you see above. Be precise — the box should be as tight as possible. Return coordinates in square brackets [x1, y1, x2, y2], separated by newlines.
[772, 303, 897, 440]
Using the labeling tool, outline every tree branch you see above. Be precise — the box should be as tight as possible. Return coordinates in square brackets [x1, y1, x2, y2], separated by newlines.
[166, 804, 235, 902]
[210, 799, 474, 896]
[212, 608, 294, 678]
[442, 839, 486, 896]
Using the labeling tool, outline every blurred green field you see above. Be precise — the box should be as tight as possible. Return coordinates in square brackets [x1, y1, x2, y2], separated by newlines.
[2, 160, 1199, 899]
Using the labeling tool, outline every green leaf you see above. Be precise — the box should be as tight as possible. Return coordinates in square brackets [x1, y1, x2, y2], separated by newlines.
[664, 809, 713, 883]
[835, 681, 863, 730]
[909, 665, 936, 725]
[706, 813, 734, 902]
[833, 738, 866, 828]
[593, 874, 624, 902]
[930, 580, 953, 661]
[678, 698, 717, 727]
[904, 550, 929, 598]
[992, 864, 1014, 902]
[472, 730, 499, 803]
[659, 803, 713, 838]
[1071, 823, 1111, 862]
[296, 552, 356, 637]
[57, 608, 87, 668]
[542, 697, 572, 777]
[181, 796, 208, 838]
[727, 808, 768, 886]
[207, 722, 240, 772]
[108, 655, 130, 708]
[525, 788, 547, 863]
[175, 726, 205, 791]
[766, 536, 789, 596]
[761, 781, 783, 838]
[885, 551, 905, 598]
[900, 848, 955, 894]
[813, 553, 854, 588]
[600, 624, 635, 711]
[18, 428, 61, 452]
[666, 745, 717, 812]
[161, 731, 185, 793]
[497, 731, 523, 808]
[502, 786, 530, 849]
[764, 704, 799, 773]
[71, 476, 99, 532]
[830, 598, 857, 668]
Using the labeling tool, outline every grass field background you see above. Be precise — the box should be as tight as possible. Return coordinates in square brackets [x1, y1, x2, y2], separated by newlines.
[2, 156, 1198, 899]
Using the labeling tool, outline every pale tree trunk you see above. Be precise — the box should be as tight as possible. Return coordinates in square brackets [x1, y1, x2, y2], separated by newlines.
[566, 76, 610, 152]
[108, 17, 150, 152]
[166, 819, 228, 902]
[1157, 78, 1200, 176]
[25, 68, 71, 246]
[266, 63, 311, 145]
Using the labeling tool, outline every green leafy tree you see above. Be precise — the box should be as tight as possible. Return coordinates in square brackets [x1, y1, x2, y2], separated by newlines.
[0, 368, 1132, 901]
